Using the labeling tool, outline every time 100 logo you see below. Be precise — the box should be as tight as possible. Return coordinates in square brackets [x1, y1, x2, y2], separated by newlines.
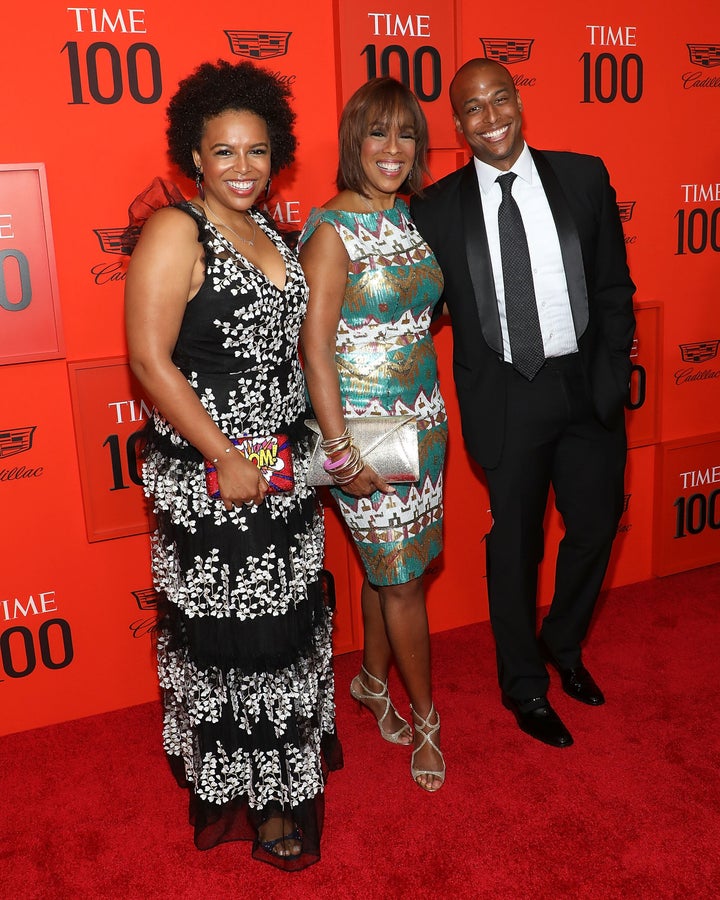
[61, 40, 162, 105]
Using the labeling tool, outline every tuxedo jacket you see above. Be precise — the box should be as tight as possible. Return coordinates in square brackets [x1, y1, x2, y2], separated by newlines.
[410, 148, 636, 469]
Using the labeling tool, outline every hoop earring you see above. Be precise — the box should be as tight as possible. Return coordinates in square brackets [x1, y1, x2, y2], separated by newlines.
[195, 167, 205, 201]
[264, 177, 272, 200]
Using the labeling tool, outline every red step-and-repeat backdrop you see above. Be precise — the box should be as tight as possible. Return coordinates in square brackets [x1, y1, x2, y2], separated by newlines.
[1, 1, 719, 735]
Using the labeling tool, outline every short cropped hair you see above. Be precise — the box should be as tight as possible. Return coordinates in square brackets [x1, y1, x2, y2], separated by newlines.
[166, 59, 296, 178]
[337, 77, 429, 196]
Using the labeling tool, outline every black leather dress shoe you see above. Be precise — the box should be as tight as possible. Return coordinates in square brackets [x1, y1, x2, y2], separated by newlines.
[538, 638, 606, 706]
[501, 695, 573, 748]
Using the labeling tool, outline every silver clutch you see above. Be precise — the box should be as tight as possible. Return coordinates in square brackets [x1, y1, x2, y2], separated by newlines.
[305, 415, 419, 486]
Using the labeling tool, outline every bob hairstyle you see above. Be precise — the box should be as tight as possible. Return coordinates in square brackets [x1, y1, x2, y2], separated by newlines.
[166, 59, 296, 179]
[336, 77, 429, 197]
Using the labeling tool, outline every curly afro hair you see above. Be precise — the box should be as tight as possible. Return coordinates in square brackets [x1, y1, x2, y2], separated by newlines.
[166, 59, 297, 178]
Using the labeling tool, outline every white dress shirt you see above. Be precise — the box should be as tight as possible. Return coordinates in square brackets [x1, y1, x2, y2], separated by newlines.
[473, 144, 578, 362]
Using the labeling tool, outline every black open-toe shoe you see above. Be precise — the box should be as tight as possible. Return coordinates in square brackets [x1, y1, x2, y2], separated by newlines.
[259, 815, 302, 858]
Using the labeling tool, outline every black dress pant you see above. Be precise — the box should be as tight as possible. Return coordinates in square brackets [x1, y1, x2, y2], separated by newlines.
[483, 354, 627, 700]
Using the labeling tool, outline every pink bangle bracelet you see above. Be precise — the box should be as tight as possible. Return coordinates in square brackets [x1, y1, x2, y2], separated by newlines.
[323, 450, 353, 472]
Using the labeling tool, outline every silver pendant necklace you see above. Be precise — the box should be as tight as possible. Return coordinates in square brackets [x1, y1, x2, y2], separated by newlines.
[204, 198, 257, 247]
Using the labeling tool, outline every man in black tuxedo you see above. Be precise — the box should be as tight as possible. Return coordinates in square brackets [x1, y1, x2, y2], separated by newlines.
[411, 58, 635, 747]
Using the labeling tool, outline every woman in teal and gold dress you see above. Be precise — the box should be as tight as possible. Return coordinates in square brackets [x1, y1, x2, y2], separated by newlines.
[299, 78, 447, 792]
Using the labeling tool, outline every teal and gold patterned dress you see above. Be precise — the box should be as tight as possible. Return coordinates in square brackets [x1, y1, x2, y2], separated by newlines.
[300, 201, 447, 585]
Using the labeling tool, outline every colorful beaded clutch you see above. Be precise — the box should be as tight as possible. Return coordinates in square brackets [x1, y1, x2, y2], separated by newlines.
[204, 434, 294, 497]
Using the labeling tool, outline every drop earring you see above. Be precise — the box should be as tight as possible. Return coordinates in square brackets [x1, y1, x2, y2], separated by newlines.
[264, 177, 272, 200]
[195, 166, 205, 201]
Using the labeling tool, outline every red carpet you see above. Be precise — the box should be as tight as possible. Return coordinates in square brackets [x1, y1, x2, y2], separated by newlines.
[2, 564, 720, 898]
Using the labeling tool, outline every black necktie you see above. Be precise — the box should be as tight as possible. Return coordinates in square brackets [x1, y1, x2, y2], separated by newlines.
[496, 172, 545, 380]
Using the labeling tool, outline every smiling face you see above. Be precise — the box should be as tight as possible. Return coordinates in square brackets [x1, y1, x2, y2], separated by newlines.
[192, 109, 271, 213]
[359, 117, 416, 205]
[450, 60, 524, 171]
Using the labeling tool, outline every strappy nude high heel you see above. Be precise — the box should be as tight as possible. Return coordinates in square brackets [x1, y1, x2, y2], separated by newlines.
[349, 664, 412, 745]
[410, 703, 445, 792]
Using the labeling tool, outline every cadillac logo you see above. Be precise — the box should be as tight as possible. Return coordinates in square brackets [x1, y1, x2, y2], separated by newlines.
[131, 588, 160, 610]
[679, 340, 720, 363]
[129, 587, 161, 640]
[617, 201, 636, 223]
[0, 426, 36, 458]
[93, 228, 134, 256]
[687, 44, 720, 68]
[479, 38, 534, 64]
[225, 30, 292, 59]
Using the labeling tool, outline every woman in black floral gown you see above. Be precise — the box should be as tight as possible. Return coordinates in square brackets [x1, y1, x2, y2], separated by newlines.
[125, 59, 341, 870]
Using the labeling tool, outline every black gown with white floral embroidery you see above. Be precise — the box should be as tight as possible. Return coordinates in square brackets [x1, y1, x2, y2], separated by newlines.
[142, 202, 341, 871]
